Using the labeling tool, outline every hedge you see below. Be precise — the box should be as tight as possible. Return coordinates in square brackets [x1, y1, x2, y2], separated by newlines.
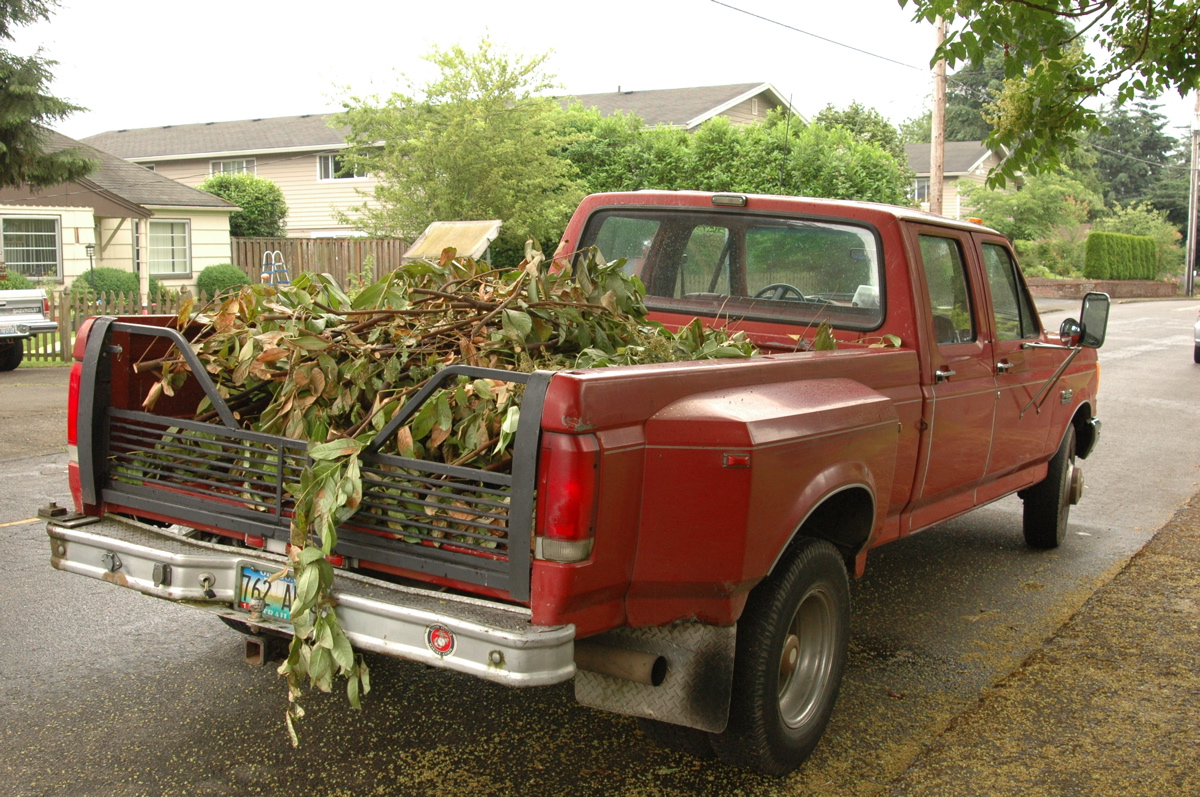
[1083, 232, 1157, 280]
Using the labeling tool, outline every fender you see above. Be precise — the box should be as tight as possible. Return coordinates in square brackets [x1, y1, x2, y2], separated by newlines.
[625, 377, 901, 627]
[769, 477, 878, 577]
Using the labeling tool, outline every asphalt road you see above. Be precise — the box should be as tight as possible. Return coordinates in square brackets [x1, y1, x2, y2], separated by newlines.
[2, 297, 1198, 796]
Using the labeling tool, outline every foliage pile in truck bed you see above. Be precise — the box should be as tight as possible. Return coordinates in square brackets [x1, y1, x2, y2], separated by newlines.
[140, 246, 757, 739]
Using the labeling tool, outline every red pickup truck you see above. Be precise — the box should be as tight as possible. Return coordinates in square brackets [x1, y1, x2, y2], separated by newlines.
[46, 191, 1108, 775]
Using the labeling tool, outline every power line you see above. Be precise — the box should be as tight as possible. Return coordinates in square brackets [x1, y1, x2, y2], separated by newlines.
[709, 0, 926, 72]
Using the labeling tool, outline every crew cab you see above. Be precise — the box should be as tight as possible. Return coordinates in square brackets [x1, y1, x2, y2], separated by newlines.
[45, 191, 1108, 775]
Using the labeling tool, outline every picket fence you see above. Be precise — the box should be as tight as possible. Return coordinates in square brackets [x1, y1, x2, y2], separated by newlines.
[21, 290, 196, 366]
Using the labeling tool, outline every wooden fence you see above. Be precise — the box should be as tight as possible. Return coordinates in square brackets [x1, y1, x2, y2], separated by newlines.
[21, 290, 194, 365]
[231, 237, 408, 287]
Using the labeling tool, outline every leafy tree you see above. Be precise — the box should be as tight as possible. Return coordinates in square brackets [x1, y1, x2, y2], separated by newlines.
[901, 0, 1200, 186]
[198, 172, 288, 238]
[338, 38, 583, 260]
[1085, 101, 1183, 208]
[1140, 140, 1192, 231]
[0, 0, 95, 188]
[963, 170, 1101, 242]
[813, 101, 907, 160]
[557, 104, 689, 194]
[898, 110, 932, 144]
[560, 109, 913, 205]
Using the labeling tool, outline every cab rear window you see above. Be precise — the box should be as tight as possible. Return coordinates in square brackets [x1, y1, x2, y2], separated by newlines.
[580, 209, 885, 330]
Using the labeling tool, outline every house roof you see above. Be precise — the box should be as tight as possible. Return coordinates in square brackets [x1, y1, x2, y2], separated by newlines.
[0, 130, 236, 212]
[81, 114, 347, 161]
[562, 82, 798, 128]
[80, 83, 797, 163]
[905, 141, 995, 176]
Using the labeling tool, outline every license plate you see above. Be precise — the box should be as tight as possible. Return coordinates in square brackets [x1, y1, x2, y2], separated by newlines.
[237, 563, 295, 621]
[0, 324, 28, 336]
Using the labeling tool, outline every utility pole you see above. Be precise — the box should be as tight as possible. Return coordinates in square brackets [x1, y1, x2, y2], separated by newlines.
[929, 16, 947, 216]
[1187, 91, 1199, 298]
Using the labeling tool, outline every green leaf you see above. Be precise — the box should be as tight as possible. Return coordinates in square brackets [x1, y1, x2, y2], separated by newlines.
[293, 564, 321, 615]
[309, 438, 363, 461]
[330, 622, 355, 671]
[290, 335, 331, 352]
[501, 309, 533, 341]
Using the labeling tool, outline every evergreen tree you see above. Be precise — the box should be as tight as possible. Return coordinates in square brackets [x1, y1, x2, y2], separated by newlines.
[0, 0, 95, 188]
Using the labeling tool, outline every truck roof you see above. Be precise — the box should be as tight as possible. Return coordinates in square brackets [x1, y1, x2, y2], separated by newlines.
[577, 190, 1002, 237]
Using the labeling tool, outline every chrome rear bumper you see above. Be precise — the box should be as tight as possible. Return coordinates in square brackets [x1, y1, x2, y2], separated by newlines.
[47, 515, 575, 686]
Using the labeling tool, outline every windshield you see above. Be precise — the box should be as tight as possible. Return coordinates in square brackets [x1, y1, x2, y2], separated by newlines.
[580, 209, 884, 330]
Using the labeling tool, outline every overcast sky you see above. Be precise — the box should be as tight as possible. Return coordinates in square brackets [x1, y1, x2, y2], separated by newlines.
[12, 0, 1199, 143]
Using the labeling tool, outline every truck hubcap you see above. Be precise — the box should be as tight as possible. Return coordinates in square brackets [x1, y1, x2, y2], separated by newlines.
[777, 586, 836, 729]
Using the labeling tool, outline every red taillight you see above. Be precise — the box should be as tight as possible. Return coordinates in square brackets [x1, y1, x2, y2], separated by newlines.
[67, 362, 82, 446]
[72, 317, 97, 361]
[535, 432, 600, 563]
[42, 296, 50, 315]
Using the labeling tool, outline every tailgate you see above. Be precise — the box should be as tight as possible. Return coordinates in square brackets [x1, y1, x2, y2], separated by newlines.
[48, 514, 575, 685]
[77, 317, 552, 602]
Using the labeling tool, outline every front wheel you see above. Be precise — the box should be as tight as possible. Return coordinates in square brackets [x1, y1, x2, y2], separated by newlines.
[1023, 426, 1077, 549]
[710, 538, 850, 776]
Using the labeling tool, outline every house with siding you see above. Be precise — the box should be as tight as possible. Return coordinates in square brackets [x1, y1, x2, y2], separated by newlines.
[562, 82, 800, 130]
[79, 84, 799, 239]
[0, 130, 235, 293]
[905, 141, 1006, 220]
[82, 115, 375, 238]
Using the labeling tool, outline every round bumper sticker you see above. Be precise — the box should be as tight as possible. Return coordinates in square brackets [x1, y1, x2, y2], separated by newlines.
[426, 624, 456, 658]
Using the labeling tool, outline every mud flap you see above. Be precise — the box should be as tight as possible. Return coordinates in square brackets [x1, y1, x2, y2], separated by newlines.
[574, 622, 736, 732]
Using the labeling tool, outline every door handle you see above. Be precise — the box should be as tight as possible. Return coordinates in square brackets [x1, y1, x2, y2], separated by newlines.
[996, 361, 1014, 373]
[934, 367, 956, 383]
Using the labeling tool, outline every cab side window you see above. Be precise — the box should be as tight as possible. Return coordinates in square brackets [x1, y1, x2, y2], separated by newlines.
[919, 235, 975, 344]
[982, 243, 1040, 340]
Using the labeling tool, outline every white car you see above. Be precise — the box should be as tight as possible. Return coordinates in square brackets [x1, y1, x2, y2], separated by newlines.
[1194, 308, 1200, 363]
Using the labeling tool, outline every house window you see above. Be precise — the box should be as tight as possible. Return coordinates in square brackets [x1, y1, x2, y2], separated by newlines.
[318, 154, 365, 180]
[211, 159, 255, 176]
[912, 178, 931, 203]
[1, 216, 60, 280]
[146, 220, 190, 275]
[752, 98, 759, 116]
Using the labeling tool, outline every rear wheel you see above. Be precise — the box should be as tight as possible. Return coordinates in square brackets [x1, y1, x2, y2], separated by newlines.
[0, 341, 23, 371]
[709, 538, 850, 776]
[1194, 343, 1200, 364]
[1023, 426, 1077, 549]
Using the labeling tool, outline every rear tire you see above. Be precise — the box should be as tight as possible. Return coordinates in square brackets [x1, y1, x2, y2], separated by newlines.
[709, 538, 850, 776]
[1193, 343, 1200, 364]
[0, 341, 23, 371]
[1023, 426, 1076, 549]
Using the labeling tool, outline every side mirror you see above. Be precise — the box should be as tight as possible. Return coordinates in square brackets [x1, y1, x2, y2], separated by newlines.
[1059, 318, 1083, 347]
[1078, 291, 1110, 348]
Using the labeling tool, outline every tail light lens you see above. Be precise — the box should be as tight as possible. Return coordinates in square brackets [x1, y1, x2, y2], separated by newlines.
[42, 296, 50, 316]
[67, 362, 82, 446]
[535, 432, 600, 563]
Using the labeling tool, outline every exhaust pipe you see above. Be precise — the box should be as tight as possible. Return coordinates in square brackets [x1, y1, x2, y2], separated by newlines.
[574, 641, 667, 686]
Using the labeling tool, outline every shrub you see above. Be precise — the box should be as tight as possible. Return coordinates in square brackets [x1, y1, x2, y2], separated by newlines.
[0, 271, 36, 289]
[196, 263, 252, 299]
[198, 173, 288, 238]
[1084, 232, 1157, 280]
[71, 267, 167, 300]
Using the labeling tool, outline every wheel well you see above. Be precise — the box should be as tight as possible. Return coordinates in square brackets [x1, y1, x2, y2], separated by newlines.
[1071, 403, 1097, 460]
[779, 486, 874, 572]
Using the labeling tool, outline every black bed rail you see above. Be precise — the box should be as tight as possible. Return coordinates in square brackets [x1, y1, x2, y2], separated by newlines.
[76, 317, 551, 602]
